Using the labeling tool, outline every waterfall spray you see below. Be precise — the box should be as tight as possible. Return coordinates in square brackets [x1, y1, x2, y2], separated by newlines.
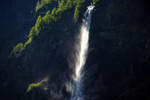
[70, 4, 95, 100]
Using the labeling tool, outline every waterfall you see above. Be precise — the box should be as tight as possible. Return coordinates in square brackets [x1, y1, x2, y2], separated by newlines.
[70, 4, 95, 100]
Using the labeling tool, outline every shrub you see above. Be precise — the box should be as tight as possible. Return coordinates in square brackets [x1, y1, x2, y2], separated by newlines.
[10, 43, 24, 57]
[26, 77, 49, 94]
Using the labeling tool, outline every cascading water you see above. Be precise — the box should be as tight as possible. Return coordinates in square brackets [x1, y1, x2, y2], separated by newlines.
[70, 4, 95, 100]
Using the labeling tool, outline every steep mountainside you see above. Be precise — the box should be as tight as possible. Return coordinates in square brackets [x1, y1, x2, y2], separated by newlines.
[0, 0, 150, 100]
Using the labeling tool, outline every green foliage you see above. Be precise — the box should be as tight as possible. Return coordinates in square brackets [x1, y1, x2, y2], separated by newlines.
[36, 0, 86, 22]
[65, 0, 73, 8]
[26, 77, 49, 94]
[43, 10, 51, 24]
[92, 0, 99, 4]
[35, 0, 54, 12]
[58, 0, 65, 9]
[28, 16, 42, 38]
[50, 8, 58, 21]
[73, 3, 80, 22]
[24, 37, 33, 48]
[28, 26, 36, 38]
[11, 0, 89, 57]
[10, 43, 24, 57]
[34, 16, 42, 35]
[73, 0, 85, 23]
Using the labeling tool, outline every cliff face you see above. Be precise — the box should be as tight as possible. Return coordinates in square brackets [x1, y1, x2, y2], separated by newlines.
[0, 0, 150, 100]
[84, 0, 150, 100]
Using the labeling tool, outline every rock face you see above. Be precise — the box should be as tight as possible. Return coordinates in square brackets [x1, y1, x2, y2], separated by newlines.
[0, 0, 150, 100]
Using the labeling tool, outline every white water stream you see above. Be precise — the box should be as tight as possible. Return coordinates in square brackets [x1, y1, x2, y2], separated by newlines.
[70, 4, 95, 100]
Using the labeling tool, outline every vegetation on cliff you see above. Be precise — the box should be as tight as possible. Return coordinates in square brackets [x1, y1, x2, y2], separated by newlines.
[26, 77, 49, 94]
[35, 0, 56, 12]
[10, 0, 99, 57]
[92, 0, 99, 4]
